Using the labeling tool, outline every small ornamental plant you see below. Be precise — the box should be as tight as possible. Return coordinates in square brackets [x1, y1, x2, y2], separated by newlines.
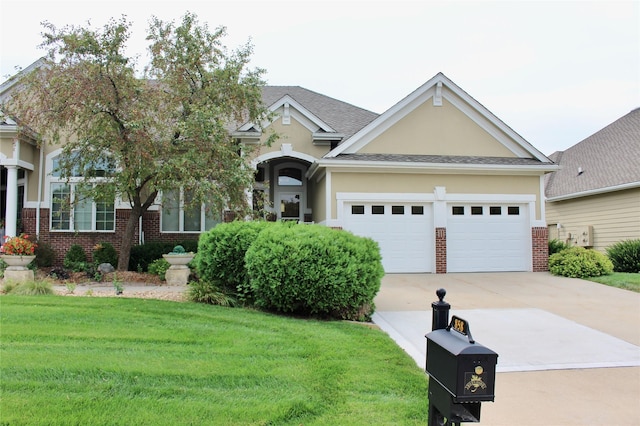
[1, 234, 37, 256]
[170, 245, 187, 254]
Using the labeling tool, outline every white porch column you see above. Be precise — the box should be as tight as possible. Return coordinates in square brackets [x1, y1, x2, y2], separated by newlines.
[5, 165, 18, 237]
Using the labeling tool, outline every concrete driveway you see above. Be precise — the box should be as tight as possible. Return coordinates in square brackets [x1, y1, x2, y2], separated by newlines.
[372, 272, 640, 426]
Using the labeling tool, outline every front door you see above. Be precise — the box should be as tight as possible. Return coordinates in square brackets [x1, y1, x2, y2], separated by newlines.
[278, 192, 302, 221]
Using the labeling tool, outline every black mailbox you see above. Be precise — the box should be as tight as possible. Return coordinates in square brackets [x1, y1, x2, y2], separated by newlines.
[426, 315, 498, 423]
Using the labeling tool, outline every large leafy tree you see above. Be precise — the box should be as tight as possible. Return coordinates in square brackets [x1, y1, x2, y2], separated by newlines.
[4, 13, 274, 270]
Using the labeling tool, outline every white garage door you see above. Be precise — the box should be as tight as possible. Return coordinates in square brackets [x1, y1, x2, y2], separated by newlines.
[447, 204, 530, 272]
[343, 203, 433, 273]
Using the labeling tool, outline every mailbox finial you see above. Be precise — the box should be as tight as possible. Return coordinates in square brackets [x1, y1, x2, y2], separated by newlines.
[431, 288, 450, 331]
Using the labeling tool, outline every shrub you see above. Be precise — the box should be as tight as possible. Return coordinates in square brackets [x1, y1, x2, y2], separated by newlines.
[548, 239, 570, 256]
[187, 280, 236, 306]
[170, 245, 186, 254]
[93, 242, 118, 267]
[196, 221, 271, 301]
[549, 246, 613, 278]
[6, 280, 54, 295]
[148, 258, 171, 281]
[129, 240, 198, 271]
[34, 242, 56, 267]
[606, 239, 640, 273]
[245, 223, 384, 321]
[63, 244, 88, 272]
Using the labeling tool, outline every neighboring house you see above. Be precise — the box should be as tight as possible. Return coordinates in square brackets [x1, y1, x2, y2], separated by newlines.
[545, 108, 640, 252]
[1, 66, 557, 272]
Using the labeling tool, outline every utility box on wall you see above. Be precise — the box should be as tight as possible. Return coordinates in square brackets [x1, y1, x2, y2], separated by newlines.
[576, 225, 594, 247]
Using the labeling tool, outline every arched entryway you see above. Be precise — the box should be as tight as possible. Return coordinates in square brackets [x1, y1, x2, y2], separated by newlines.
[253, 157, 313, 222]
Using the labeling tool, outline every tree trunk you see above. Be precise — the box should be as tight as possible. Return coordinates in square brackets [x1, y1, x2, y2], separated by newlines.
[117, 204, 143, 271]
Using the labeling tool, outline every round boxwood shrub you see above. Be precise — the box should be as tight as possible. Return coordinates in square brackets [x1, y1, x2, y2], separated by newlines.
[195, 221, 272, 301]
[63, 244, 88, 272]
[93, 242, 118, 267]
[245, 223, 384, 321]
[606, 239, 640, 273]
[549, 246, 613, 278]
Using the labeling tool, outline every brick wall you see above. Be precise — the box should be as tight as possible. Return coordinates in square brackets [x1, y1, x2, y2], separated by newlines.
[435, 227, 447, 274]
[22, 207, 237, 267]
[23, 208, 140, 266]
[532, 227, 549, 272]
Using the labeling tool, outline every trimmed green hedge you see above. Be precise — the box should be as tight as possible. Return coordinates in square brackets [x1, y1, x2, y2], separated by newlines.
[245, 223, 384, 321]
[606, 239, 640, 273]
[195, 221, 271, 301]
[549, 246, 613, 278]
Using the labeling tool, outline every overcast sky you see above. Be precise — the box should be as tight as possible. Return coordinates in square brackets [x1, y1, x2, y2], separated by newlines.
[1, 0, 638, 155]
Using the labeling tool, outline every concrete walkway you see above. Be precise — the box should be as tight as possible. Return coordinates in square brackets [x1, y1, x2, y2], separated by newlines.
[372, 272, 640, 426]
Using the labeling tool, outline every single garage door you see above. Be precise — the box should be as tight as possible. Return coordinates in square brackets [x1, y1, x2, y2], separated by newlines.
[343, 202, 433, 273]
[447, 204, 530, 272]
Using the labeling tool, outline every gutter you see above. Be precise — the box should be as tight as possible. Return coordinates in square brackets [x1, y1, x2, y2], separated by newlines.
[546, 181, 640, 202]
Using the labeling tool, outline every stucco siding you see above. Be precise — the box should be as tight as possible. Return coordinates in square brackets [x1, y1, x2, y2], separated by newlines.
[358, 99, 516, 157]
[247, 116, 328, 161]
[546, 188, 640, 252]
[330, 171, 542, 219]
[311, 174, 327, 224]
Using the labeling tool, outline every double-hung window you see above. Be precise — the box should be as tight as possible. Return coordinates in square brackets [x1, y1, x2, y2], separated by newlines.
[161, 188, 221, 232]
[50, 154, 115, 232]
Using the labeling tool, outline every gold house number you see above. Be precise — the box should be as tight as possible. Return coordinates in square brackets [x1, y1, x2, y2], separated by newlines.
[453, 317, 466, 334]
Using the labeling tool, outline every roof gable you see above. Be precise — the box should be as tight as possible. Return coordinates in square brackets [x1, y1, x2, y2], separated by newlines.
[545, 108, 640, 200]
[326, 73, 551, 162]
[241, 86, 378, 141]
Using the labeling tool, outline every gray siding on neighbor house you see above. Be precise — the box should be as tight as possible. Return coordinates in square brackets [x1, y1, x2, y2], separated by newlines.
[546, 188, 640, 252]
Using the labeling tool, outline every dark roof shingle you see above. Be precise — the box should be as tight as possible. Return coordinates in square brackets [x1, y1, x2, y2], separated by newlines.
[545, 108, 640, 198]
[261, 86, 378, 140]
[334, 153, 549, 166]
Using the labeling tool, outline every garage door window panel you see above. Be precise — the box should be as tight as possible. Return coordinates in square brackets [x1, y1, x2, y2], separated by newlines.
[351, 205, 365, 215]
[392, 206, 404, 215]
[452, 206, 464, 215]
[372, 205, 385, 215]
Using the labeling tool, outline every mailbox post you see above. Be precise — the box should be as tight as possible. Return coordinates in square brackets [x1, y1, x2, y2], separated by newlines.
[425, 289, 498, 425]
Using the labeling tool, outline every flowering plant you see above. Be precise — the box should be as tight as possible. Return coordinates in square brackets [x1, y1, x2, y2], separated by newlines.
[0, 234, 37, 256]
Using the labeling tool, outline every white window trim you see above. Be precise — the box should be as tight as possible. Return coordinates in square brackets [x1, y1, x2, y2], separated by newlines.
[47, 150, 116, 232]
[160, 188, 222, 233]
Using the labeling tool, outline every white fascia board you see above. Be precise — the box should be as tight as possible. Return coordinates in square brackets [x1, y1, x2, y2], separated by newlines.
[312, 132, 345, 140]
[443, 89, 550, 162]
[546, 181, 640, 202]
[327, 76, 441, 157]
[237, 94, 336, 133]
[327, 72, 552, 163]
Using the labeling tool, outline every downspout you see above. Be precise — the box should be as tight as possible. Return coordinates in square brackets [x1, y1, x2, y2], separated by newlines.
[35, 144, 44, 240]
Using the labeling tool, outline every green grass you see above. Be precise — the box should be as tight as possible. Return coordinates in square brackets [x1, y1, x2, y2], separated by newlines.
[586, 272, 640, 292]
[0, 296, 428, 425]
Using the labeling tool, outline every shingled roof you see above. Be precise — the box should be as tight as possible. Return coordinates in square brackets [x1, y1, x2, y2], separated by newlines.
[334, 153, 549, 166]
[261, 86, 378, 140]
[545, 108, 640, 200]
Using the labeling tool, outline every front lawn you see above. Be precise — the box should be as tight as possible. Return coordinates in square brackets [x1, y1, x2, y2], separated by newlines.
[0, 296, 428, 425]
[586, 272, 640, 292]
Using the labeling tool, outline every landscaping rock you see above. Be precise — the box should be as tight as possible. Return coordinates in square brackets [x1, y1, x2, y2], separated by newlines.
[98, 263, 115, 274]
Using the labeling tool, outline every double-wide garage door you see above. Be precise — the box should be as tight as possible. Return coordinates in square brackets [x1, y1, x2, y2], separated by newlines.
[343, 201, 531, 273]
[343, 203, 433, 273]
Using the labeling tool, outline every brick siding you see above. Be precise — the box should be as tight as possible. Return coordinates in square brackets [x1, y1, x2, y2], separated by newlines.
[435, 227, 447, 274]
[531, 227, 549, 272]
